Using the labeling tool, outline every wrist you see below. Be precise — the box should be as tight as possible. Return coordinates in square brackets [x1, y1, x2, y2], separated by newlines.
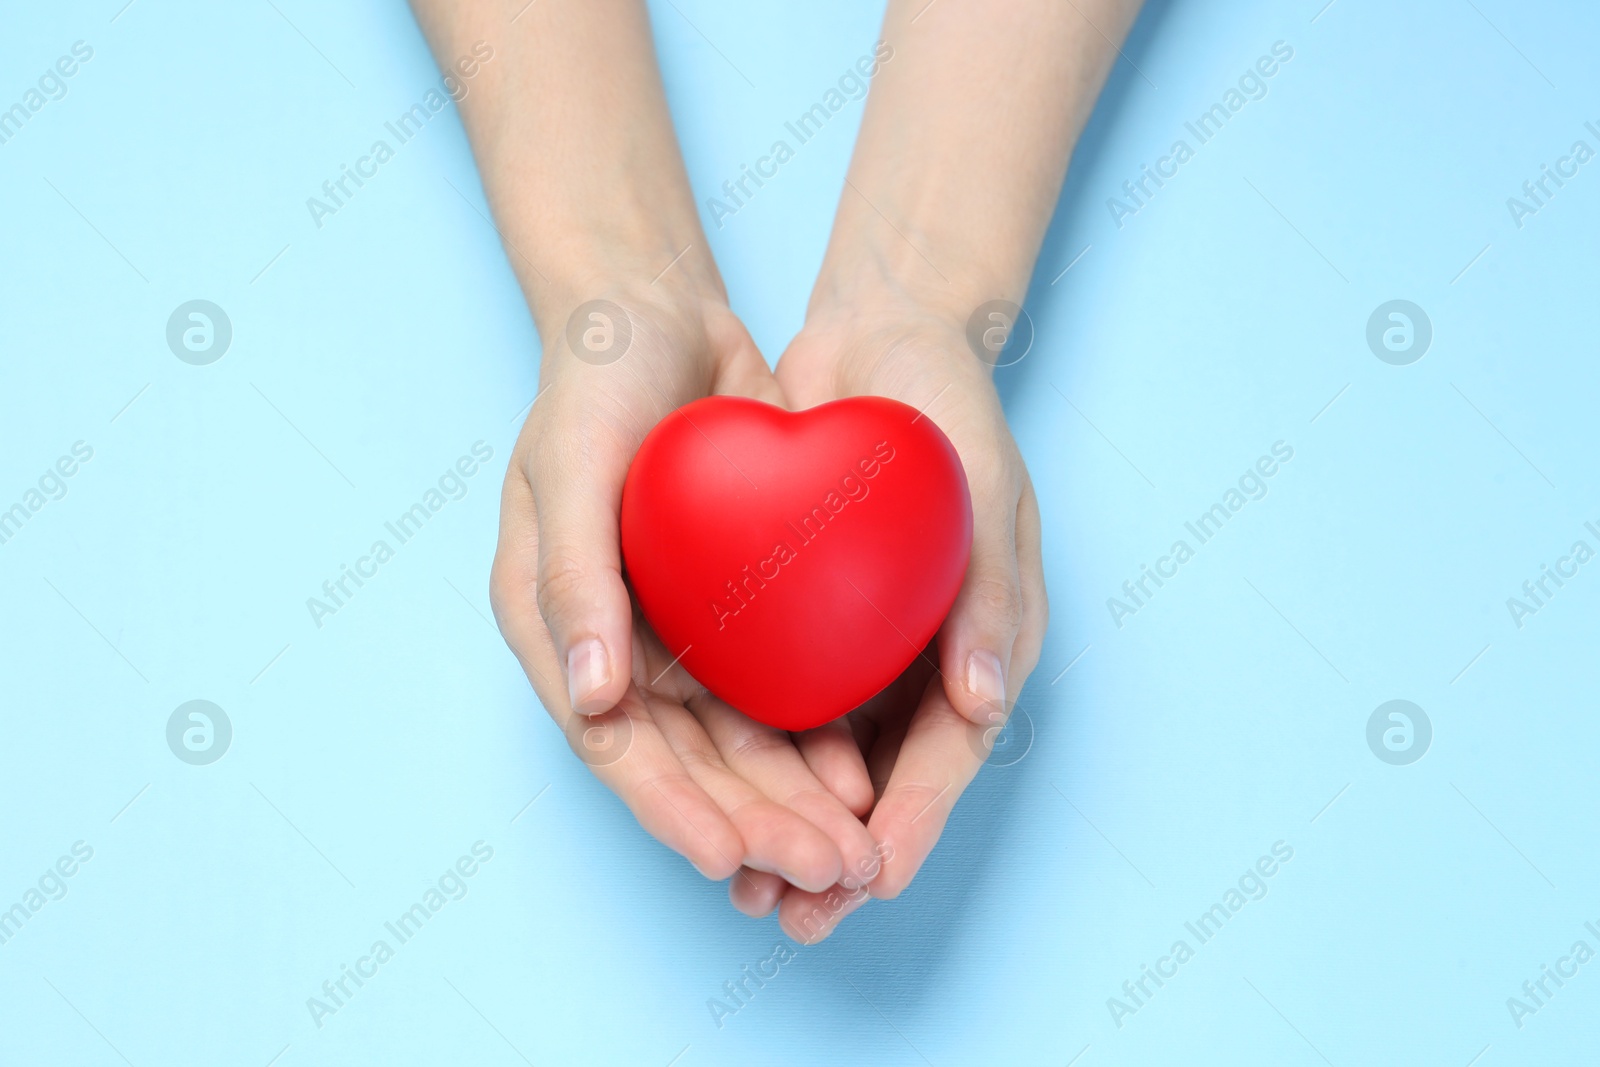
[805, 199, 1036, 333]
[462, 148, 723, 341]
[522, 224, 726, 346]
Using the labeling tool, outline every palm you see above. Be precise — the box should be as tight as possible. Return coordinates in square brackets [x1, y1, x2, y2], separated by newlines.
[494, 294, 882, 904]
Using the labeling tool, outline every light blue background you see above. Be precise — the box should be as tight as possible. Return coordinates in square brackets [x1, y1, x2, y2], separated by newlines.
[2, 0, 1598, 1063]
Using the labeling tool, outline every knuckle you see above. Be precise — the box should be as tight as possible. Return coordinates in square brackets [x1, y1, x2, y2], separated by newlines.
[725, 794, 783, 834]
[488, 554, 545, 659]
[487, 554, 521, 619]
[674, 743, 726, 776]
[888, 779, 951, 823]
[782, 784, 837, 812]
[633, 768, 691, 801]
[725, 729, 789, 765]
[967, 573, 1024, 633]
[534, 549, 591, 625]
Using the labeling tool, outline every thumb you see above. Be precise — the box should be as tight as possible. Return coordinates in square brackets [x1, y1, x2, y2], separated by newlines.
[528, 388, 639, 717]
[937, 462, 1025, 730]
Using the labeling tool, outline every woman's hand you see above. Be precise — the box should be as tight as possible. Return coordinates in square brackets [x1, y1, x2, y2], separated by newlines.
[738, 291, 1047, 941]
[732, 0, 1139, 940]
[411, 0, 885, 898]
[489, 282, 883, 897]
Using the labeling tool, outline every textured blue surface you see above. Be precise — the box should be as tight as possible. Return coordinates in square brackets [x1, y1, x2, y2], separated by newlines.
[2, 1, 1598, 1063]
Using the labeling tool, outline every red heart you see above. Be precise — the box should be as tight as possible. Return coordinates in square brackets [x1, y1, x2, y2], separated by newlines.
[620, 395, 972, 731]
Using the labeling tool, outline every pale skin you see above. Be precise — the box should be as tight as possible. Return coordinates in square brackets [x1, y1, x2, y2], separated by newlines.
[411, 0, 1143, 942]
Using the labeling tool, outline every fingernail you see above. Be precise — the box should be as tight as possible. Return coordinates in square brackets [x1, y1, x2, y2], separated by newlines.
[965, 649, 1006, 708]
[566, 638, 611, 713]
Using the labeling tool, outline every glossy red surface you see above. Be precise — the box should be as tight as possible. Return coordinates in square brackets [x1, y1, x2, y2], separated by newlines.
[620, 395, 972, 730]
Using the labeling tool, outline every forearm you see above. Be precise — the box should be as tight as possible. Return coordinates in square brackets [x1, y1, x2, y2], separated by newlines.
[810, 0, 1142, 319]
[410, 0, 723, 336]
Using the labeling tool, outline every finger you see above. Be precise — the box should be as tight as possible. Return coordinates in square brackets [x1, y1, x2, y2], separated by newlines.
[937, 451, 1025, 726]
[863, 718, 906, 803]
[572, 689, 747, 882]
[865, 679, 988, 900]
[793, 718, 875, 817]
[854, 648, 938, 801]
[1011, 480, 1049, 683]
[953, 482, 1051, 753]
[694, 697, 880, 890]
[494, 472, 745, 880]
[489, 462, 565, 702]
[528, 384, 640, 716]
[651, 699, 844, 892]
[779, 882, 872, 945]
[729, 866, 786, 918]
